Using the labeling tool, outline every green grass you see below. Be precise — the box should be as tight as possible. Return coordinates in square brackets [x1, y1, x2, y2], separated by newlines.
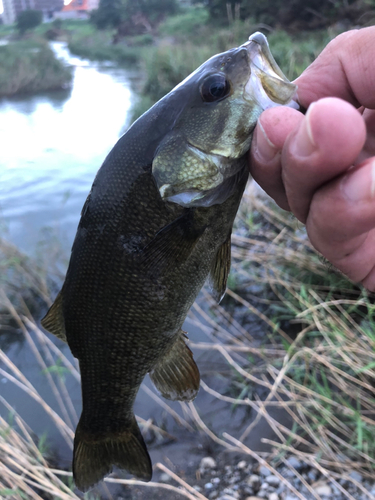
[68, 29, 143, 64]
[60, 16, 336, 121]
[1, 16, 374, 495]
[2, 187, 375, 496]
[0, 38, 72, 97]
[158, 5, 210, 37]
[0, 24, 14, 37]
[267, 28, 336, 81]
[225, 186, 375, 473]
[131, 25, 334, 121]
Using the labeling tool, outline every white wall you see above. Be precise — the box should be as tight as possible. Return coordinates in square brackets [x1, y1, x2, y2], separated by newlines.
[2, 0, 16, 24]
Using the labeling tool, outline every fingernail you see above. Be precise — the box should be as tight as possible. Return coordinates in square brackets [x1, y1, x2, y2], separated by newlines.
[341, 159, 375, 202]
[253, 119, 278, 162]
[292, 102, 317, 157]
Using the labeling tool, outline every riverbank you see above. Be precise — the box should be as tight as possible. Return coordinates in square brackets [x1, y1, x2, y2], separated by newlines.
[0, 16, 339, 109]
[1, 12, 375, 500]
[1, 183, 375, 499]
[64, 15, 335, 120]
[0, 38, 72, 97]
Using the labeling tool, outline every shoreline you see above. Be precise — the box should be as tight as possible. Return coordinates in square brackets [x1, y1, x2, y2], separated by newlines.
[0, 38, 73, 98]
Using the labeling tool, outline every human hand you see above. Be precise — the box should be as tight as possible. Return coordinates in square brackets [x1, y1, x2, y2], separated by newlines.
[249, 27, 375, 290]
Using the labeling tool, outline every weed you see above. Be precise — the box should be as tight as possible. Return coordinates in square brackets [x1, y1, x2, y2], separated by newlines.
[159, 6, 210, 37]
[0, 38, 72, 97]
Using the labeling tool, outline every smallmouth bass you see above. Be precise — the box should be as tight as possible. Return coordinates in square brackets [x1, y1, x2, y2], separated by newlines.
[42, 32, 297, 491]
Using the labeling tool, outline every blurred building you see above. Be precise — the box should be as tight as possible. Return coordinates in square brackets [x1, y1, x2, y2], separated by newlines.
[1, 0, 99, 24]
[55, 0, 99, 20]
[2, 0, 16, 24]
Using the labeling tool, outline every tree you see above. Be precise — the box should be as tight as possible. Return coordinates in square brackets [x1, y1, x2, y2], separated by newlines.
[127, 0, 179, 22]
[91, 0, 179, 31]
[194, 0, 375, 29]
[16, 9, 43, 34]
[90, 0, 123, 29]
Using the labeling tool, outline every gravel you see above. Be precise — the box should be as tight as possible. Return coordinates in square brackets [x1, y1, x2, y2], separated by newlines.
[200, 457, 218, 470]
[189, 457, 375, 500]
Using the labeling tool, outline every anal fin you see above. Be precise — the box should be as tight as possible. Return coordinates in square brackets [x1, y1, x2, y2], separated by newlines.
[73, 415, 152, 492]
[41, 290, 67, 343]
[208, 233, 231, 303]
[149, 330, 200, 402]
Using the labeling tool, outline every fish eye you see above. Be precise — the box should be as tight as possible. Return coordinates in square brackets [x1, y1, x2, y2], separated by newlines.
[200, 74, 230, 102]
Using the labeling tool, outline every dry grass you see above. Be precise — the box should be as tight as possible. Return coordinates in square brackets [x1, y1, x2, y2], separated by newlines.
[1, 182, 375, 498]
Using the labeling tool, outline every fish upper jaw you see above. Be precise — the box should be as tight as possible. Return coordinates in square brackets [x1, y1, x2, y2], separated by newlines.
[242, 32, 299, 111]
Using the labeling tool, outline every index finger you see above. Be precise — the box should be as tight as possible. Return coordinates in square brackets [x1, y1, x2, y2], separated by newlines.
[295, 27, 375, 110]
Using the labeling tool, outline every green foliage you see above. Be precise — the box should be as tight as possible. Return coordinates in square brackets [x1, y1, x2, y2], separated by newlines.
[91, 0, 180, 30]
[131, 33, 154, 45]
[141, 41, 212, 101]
[0, 489, 27, 499]
[159, 6, 209, 36]
[16, 9, 43, 34]
[268, 29, 331, 81]
[0, 23, 14, 37]
[196, 0, 375, 28]
[52, 18, 63, 30]
[90, 0, 123, 29]
[197, 0, 255, 22]
[37, 432, 50, 455]
[132, 26, 330, 122]
[0, 39, 73, 97]
[122, 0, 180, 22]
[68, 30, 142, 64]
[42, 359, 70, 381]
[227, 191, 375, 464]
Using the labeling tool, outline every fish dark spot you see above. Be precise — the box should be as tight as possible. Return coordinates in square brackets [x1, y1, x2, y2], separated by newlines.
[147, 277, 167, 301]
[96, 223, 107, 235]
[118, 234, 144, 254]
[154, 281, 166, 301]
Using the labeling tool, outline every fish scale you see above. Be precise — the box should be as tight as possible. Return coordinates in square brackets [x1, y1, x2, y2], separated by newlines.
[41, 32, 297, 491]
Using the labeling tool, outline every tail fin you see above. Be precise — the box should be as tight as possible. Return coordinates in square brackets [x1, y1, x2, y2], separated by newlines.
[73, 416, 152, 492]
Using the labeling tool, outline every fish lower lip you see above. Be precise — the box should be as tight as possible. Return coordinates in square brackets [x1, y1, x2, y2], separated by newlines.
[241, 32, 267, 49]
[242, 32, 298, 108]
[248, 32, 268, 46]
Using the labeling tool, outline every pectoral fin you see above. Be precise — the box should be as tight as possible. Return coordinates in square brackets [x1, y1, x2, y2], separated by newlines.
[41, 290, 67, 343]
[208, 234, 231, 303]
[141, 211, 205, 274]
[149, 331, 200, 401]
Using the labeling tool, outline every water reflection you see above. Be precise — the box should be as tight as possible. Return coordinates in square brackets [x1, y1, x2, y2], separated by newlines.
[0, 44, 139, 467]
[0, 42, 136, 253]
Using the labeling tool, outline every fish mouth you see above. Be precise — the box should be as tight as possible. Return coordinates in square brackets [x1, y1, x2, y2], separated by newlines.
[242, 32, 298, 109]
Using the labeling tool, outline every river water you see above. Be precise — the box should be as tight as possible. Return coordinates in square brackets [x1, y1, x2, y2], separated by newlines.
[0, 40, 147, 477]
[0, 42, 137, 254]
[0, 42, 227, 481]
